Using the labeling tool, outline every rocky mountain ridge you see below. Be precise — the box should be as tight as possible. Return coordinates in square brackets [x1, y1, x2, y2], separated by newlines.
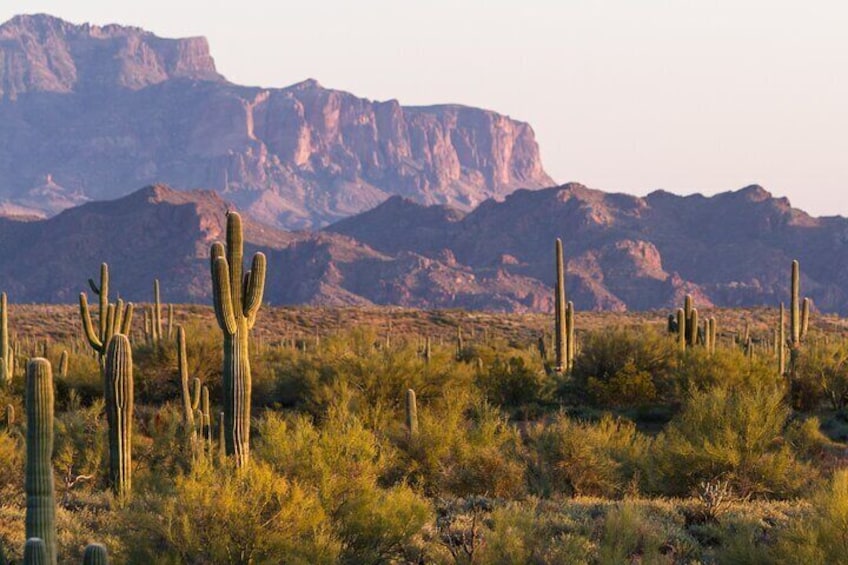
[0, 14, 552, 229]
[1, 183, 848, 315]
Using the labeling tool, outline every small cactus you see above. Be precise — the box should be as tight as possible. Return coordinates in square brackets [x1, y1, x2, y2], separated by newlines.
[406, 388, 419, 438]
[57, 351, 68, 379]
[778, 302, 786, 376]
[5, 403, 13, 428]
[0, 292, 12, 386]
[82, 543, 109, 565]
[23, 538, 48, 565]
[25, 359, 56, 565]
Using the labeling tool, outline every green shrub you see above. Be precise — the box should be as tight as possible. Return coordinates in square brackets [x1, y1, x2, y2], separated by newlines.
[526, 413, 648, 498]
[774, 470, 848, 564]
[477, 353, 550, 411]
[478, 502, 595, 564]
[650, 383, 814, 498]
[570, 327, 676, 407]
[123, 460, 339, 564]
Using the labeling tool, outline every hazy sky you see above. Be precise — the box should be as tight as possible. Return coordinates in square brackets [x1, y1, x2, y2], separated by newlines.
[1, 1, 846, 216]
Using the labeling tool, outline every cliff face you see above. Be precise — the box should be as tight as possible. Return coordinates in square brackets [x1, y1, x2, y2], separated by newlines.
[0, 14, 221, 97]
[0, 15, 553, 229]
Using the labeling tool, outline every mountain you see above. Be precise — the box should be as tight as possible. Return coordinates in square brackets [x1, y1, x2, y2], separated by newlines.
[0, 184, 550, 311]
[1, 182, 848, 315]
[328, 183, 848, 314]
[0, 14, 553, 229]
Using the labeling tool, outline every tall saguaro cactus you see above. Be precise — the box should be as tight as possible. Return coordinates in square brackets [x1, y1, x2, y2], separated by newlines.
[25, 359, 56, 565]
[79, 263, 134, 371]
[790, 260, 801, 347]
[788, 259, 810, 376]
[211, 212, 266, 468]
[104, 335, 133, 501]
[554, 238, 568, 372]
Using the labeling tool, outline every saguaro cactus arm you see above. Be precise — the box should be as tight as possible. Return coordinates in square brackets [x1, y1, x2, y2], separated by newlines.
[243, 253, 267, 326]
[79, 293, 104, 352]
[212, 258, 237, 335]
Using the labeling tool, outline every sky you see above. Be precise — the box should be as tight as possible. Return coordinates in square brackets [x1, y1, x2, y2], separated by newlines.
[1, 1, 846, 216]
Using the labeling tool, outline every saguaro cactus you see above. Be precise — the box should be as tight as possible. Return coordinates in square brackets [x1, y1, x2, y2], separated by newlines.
[790, 260, 801, 347]
[676, 308, 686, 351]
[688, 308, 699, 347]
[801, 297, 811, 341]
[554, 238, 568, 372]
[566, 301, 575, 370]
[211, 211, 266, 467]
[104, 335, 133, 501]
[1, 292, 12, 385]
[176, 326, 197, 453]
[82, 543, 109, 565]
[79, 263, 134, 371]
[406, 388, 419, 438]
[25, 359, 56, 565]
[778, 302, 786, 376]
[57, 351, 68, 379]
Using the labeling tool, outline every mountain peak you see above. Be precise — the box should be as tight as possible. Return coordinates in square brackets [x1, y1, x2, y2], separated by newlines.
[0, 13, 222, 98]
[734, 184, 772, 202]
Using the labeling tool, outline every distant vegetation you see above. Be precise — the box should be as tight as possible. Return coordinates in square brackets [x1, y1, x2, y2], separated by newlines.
[1, 222, 848, 564]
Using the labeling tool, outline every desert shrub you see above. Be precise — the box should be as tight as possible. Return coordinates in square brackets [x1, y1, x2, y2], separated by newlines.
[53, 396, 107, 496]
[650, 383, 814, 498]
[54, 351, 102, 406]
[526, 413, 649, 498]
[478, 502, 595, 564]
[773, 470, 848, 564]
[569, 327, 676, 407]
[0, 431, 23, 496]
[674, 346, 780, 395]
[123, 460, 339, 564]
[255, 393, 389, 504]
[132, 320, 222, 406]
[785, 416, 833, 460]
[333, 483, 432, 564]
[476, 352, 550, 412]
[597, 501, 678, 564]
[428, 398, 525, 498]
[255, 397, 433, 562]
[271, 329, 475, 429]
[791, 341, 848, 411]
[587, 360, 658, 407]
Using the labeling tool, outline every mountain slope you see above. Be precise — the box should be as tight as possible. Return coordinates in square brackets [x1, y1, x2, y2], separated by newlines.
[0, 14, 553, 229]
[328, 183, 848, 314]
